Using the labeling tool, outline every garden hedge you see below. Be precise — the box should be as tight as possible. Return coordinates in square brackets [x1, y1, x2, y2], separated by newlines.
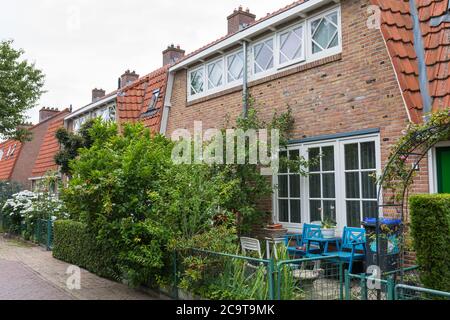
[410, 194, 450, 292]
[53, 220, 118, 280]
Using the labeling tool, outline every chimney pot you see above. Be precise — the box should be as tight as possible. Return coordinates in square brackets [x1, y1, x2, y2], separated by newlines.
[119, 70, 139, 88]
[39, 107, 59, 123]
[92, 88, 106, 102]
[227, 7, 256, 34]
[162, 44, 185, 66]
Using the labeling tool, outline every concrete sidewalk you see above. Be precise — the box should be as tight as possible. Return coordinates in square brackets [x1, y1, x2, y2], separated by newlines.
[0, 236, 159, 300]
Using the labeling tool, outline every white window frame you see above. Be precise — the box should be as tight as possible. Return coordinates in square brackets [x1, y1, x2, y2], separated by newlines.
[188, 65, 206, 99]
[307, 7, 342, 60]
[251, 35, 276, 77]
[277, 22, 306, 69]
[428, 141, 450, 194]
[187, 5, 342, 101]
[206, 58, 225, 90]
[273, 133, 381, 233]
[225, 49, 245, 85]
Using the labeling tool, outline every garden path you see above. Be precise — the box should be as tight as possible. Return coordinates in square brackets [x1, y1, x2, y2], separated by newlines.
[0, 236, 161, 300]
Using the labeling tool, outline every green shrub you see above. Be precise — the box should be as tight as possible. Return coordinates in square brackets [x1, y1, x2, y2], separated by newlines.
[410, 194, 450, 292]
[53, 220, 119, 280]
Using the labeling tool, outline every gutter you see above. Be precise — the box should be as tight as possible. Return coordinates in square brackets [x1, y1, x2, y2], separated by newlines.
[160, 71, 175, 136]
[409, 0, 433, 116]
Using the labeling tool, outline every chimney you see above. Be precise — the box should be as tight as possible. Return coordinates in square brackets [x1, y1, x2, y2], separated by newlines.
[39, 107, 59, 123]
[92, 88, 106, 102]
[227, 6, 256, 34]
[119, 70, 139, 88]
[162, 44, 185, 66]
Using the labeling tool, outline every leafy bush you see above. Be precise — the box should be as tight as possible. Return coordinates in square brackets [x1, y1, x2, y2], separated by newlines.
[2, 190, 37, 233]
[410, 194, 450, 292]
[53, 220, 119, 280]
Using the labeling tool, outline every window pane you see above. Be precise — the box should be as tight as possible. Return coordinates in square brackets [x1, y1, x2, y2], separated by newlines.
[279, 200, 289, 223]
[311, 14, 338, 53]
[346, 172, 360, 198]
[279, 26, 304, 64]
[190, 69, 204, 95]
[361, 142, 376, 169]
[280, 151, 288, 173]
[323, 173, 336, 198]
[254, 39, 274, 73]
[322, 146, 335, 171]
[290, 174, 301, 198]
[309, 174, 321, 198]
[309, 148, 320, 172]
[310, 200, 322, 222]
[227, 51, 244, 83]
[362, 171, 377, 199]
[207, 60, 223, 89]
[323, 200, 336, 222]
[345, 144, 359, 170]
[363, 201, 378, 220]
[291, 200, 301, 223]
[278, 175, 288, 198]
[346, 201, 361, 228]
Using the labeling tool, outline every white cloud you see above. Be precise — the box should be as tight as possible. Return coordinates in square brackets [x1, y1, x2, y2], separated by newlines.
[0, 0, 285, 124]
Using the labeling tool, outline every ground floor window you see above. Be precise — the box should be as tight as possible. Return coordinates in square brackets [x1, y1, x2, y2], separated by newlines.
[274, 133, 381, 231]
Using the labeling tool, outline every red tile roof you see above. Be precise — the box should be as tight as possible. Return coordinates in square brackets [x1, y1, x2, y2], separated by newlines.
[117, 65, 169, 133]
[372, 0, 450, 123]
[0, 140, 22, 180]
[31, 110, 70, 178]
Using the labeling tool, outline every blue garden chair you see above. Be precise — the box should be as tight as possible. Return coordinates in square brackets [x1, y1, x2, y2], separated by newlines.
[323, 227, 366, 274]
[284, 224, 322, 257]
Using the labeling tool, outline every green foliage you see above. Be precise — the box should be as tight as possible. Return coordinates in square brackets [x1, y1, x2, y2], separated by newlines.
[54, 119, 96, 176]
[52, 220, 119, 280]
[0, 40, 45, 141]
[0, 181, 23, 210]
[410, 194, 450, 292]
[382, 109, 450, 200]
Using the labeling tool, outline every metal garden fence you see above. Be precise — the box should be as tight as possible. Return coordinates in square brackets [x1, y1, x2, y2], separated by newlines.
[395, 284, 450, 300]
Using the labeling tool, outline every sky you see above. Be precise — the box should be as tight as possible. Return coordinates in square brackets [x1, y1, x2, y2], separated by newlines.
[0, 0, 287, 124]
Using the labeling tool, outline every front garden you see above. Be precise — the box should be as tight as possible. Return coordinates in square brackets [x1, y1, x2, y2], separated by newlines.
[1, 109, 450, 300]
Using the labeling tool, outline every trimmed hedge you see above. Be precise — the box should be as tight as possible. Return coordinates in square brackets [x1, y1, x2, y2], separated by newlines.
[53, 220, 118, 280]
[410, 194, 450, 292]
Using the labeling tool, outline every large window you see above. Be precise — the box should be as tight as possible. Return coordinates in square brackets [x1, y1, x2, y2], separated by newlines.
[274, 135, 380, 231]
[187, 6, 341, 101]
[277, 150, 302, 224]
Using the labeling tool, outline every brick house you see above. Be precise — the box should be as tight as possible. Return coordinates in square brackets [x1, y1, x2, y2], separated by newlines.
[160, 0, 450, 233]
[0, 107, 70, 190]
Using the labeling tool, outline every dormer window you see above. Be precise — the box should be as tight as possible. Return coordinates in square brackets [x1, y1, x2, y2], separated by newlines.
[227, 50, 244, 83]
[0, 148, 4, 161]
[207, 59, 224, 90]
[310, 10, 339, 55]
[253, 38, 274, 74]
[189, 67, 205, 96]
[279, 24, 305, 66]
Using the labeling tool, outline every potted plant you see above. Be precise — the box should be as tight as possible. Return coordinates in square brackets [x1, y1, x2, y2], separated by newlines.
[321, 219, 337, 239]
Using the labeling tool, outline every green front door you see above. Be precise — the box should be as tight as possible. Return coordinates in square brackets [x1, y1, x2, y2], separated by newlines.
[436, 147, 450, 194]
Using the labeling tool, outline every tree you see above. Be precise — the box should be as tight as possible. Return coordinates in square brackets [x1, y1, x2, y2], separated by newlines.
[54, 119, 96, 176]
[0, 40, 45, 141]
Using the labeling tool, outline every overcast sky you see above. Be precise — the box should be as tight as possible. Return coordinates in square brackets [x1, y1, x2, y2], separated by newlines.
[1, 0, 286, 124]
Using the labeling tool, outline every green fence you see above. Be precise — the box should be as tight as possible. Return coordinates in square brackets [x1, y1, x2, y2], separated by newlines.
[1, 214, 53, 251]
[395, 284, 450, 300]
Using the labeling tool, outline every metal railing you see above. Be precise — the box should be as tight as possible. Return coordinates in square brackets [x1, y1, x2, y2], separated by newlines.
[395, 284, 450, 300]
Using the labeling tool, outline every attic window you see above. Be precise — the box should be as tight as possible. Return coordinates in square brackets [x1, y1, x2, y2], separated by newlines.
[0, 148, 3, 161]
[142, 89, 160, 117]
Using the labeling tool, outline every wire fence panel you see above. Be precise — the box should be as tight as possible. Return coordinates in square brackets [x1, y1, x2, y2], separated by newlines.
[277, 256, 344, 300]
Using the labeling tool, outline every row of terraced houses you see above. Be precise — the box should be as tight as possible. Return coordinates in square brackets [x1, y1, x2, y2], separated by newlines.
[1, 0, 449, 240]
